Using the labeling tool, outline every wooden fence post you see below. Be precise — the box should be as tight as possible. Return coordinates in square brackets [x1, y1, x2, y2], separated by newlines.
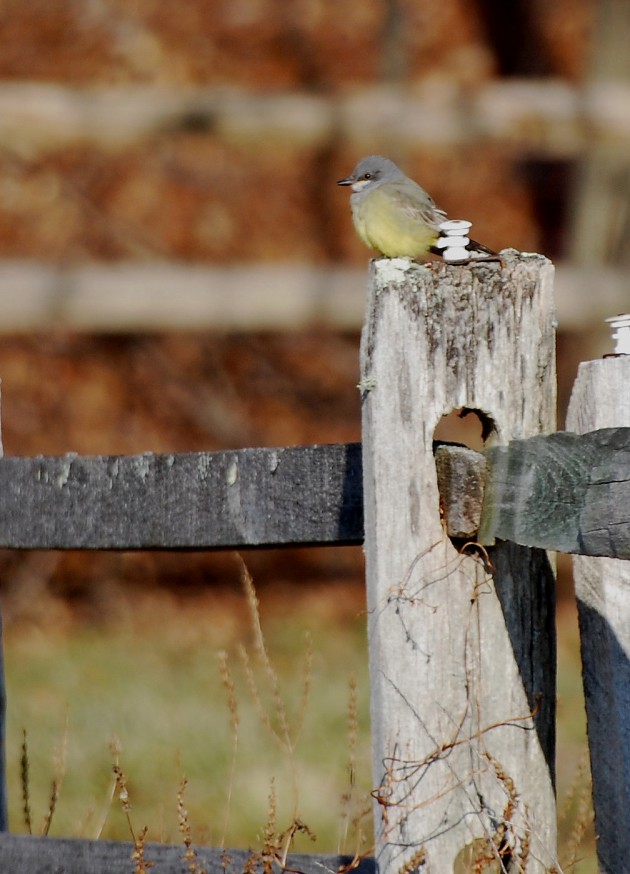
[0, 383, 7, 832]
[360, 252, 557, 872]
[566, 354, 630, 874]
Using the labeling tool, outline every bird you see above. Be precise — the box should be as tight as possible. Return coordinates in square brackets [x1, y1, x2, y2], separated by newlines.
[337, 155, 497, 262]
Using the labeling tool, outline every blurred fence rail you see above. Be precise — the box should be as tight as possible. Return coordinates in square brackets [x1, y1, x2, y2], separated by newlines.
[2, 79, 629, 334]
[0, 259, 624, 332]
[1, 80, 630, 155]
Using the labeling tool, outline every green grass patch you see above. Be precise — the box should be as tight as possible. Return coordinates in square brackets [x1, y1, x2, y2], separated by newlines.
[4, 580, 373, 853]
[3, 575, 596, 870]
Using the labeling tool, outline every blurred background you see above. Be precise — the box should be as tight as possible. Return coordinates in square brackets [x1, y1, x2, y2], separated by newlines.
[0, 0, 627, 868]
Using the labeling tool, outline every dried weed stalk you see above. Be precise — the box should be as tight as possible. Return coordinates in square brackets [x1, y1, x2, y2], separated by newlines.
[42, 713, 69, 836]
[560, 749, 594, 872]
[110, 738, 154, 874]
[20, 719, 68, 837]
[178, 776, 208, 874]
[249, 781, 317, 873]
[90, 736, 122, 840]
[236, 556, 313, 823]
[20, 729, 32, 835]
[338, 673, 370, 858]
[218, 649, 240, 846]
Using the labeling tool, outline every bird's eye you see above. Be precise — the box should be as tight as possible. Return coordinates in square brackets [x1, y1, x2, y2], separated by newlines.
[363, 173, 372, 180]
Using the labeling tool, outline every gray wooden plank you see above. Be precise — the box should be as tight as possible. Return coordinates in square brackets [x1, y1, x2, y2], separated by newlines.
[0, 833, 375, 874]
[0, 444, 362, 550]
[567, 358, 630, 874]
[478, 427, 630, 558]
[3, 428, 630, 556]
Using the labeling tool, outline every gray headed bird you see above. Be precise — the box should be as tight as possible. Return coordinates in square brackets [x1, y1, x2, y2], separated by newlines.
[337, 155, 497, 262]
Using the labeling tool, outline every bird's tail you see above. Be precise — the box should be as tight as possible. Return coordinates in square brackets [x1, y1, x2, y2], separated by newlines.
[466, 238, 500, 258]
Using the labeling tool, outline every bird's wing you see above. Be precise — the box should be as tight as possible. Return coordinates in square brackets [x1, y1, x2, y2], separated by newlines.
[382, 181, 447, 231]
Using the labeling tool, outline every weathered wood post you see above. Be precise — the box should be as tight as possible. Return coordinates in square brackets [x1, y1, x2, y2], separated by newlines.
[360, 251, 557, 872]
[0, 384, 7, 832]
[566, 351, 630, 874]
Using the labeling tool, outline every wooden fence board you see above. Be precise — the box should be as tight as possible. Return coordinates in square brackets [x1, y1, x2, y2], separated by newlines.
[2, 81, 629, 157]
[0, 833, 375, 874]
[0, 261, 622, 332]
[0, 444, 363, 550]
[4, 428, 630, 555]
[475, 428, 630, 558]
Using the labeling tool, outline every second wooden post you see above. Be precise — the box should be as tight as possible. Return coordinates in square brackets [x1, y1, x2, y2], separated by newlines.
[566, 355, 630, 874]
[360, 252, 557, 872]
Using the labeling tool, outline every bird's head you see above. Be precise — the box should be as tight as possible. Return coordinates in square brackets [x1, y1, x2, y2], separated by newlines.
[337, 155, 403, 193]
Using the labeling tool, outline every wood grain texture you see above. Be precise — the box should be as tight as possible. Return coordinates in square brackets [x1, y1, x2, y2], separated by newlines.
[5, 432, 630, 555]
[0, 833, 375, 874]
[480, 428, 630, 557]
[567, 356, 630, 874]
[360, 251, 557, 872]
[434, 444, 487, 539]
[0, 443, 363, 550]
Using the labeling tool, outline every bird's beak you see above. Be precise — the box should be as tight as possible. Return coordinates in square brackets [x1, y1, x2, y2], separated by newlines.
[337, 176, 355, 186]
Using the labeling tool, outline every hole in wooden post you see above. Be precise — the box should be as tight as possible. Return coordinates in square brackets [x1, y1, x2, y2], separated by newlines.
[433, 408, 496, 548]
[433, 407, 497, 451]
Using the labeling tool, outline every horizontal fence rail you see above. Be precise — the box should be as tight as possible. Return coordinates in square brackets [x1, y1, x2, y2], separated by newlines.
[2, 81, 629, 156]
[0, 443, 363, 550]
[439, 427, 630, 558]
[1, 429, 630, 556]
[0, 260, 623, 332]
[0, 834, 376, 874]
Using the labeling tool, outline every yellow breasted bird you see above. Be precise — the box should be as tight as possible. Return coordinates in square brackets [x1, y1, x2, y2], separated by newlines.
[337, 155, 497, 262]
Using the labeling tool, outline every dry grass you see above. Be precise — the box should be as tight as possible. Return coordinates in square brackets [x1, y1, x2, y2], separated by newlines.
[4, 575, 596, 871]
[111, 740, 154, 874]
[5, 573, 373, 853]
